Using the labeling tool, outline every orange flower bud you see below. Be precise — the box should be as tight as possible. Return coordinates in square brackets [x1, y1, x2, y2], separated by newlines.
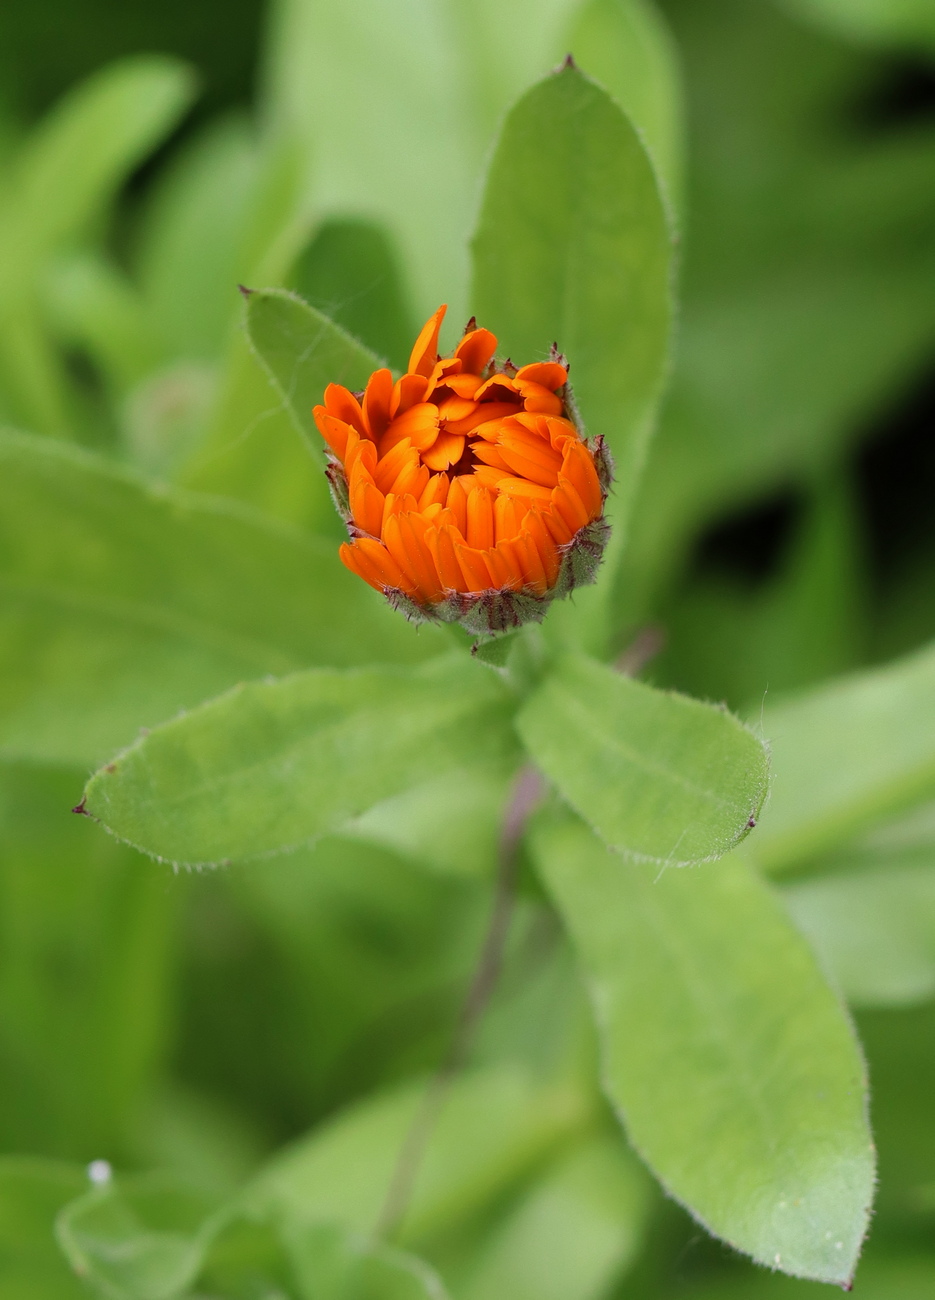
[314, 305, 613, 636]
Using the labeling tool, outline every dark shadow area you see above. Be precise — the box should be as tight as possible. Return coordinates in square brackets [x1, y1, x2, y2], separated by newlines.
[852, 53, 935, 131]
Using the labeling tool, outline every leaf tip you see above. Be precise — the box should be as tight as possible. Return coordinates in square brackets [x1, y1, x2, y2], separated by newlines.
[71, 798, 89, 817]
[555, 52, 578, 73]
[237, 283, 255, 299]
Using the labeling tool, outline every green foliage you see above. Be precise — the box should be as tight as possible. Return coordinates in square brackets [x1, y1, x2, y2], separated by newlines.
[518, 653, 768, 863]
[533, 814, 874, 1285]
[0, 0, 933, 1296]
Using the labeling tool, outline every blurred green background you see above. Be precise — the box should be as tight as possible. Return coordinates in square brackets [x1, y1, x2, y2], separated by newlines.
[0, 0, 934, 1295]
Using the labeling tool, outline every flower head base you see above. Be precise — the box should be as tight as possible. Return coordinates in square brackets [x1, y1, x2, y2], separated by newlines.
[313, 305, 612, 636]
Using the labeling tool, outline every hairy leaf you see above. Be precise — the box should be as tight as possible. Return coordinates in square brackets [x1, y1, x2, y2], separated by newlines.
[533, 814, 874, 1285]
[82, 657, 520, 866]
[0, 430, 439, 767]
[517, 653, 767, 864]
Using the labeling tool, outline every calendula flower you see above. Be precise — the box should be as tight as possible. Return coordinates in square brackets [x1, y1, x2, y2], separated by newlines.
[313, 305, 612, 635]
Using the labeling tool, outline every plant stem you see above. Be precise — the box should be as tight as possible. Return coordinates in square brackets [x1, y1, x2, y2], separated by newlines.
[375, 764, 544, 1239]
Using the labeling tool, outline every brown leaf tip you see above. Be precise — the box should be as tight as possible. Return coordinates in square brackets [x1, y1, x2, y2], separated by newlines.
[560, 53, 577, 71]
[237, 284, 254, 299]
[72, 799, 89, 816]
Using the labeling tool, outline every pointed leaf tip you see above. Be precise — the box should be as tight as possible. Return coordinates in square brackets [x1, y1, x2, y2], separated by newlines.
[237, 283, 254, 298]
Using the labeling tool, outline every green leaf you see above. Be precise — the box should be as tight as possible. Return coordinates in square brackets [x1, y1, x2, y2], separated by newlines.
[471, 62, 673, 536]
[286, 1223, 450, 1300]
[516, 653, 768, 864]
[55, 1175, 223, 1300]
[779, 0, 935, 52]
[0, 57, 196, 284]
[243, 287, 383, 461]
[532, 814, 875, 1285]
[752, 640, 935, 873]
[459, 1135, 649, 1300]
[565, 0, 684, 215]
[0, 763, 176, 1158]
[289, 218, 418, 373]
[341, 764, 515, 876]
[250, 1065, 588, 1249]
[0, 1157, 88, 1299]
[782, 855, 935, 1008]
[0, 429, 440, 768]
[264, 0, 583, 328]
[82, 656, 521, 866]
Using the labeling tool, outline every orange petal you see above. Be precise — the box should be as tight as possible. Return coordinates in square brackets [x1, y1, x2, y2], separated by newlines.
[401, 512, 445, 602]
[454, 327, 497, 374]
[495, 476, 554, 505]
[475, 374, 520, 402]
[426, 523, 468, 592]
[541, 504, 575, 545]
[472, 441, 511, 472]
[516, 379, 564, 416]
[454, 542, 494, 593]
[345, 433, 377, 477]
[448, 403, 522, 438]
[422, 431, 465, 471]
[362, 368, 394, 441]
[524, 509, 561, 588]
[561, 439, 603, 518]
[324, 384, 367, 435]
[418, 473, 450, 511]
[442, 373, 484, 399]
[494, 492, 523, 543]
[408, 305, 447, 378]
[390, 372, 429, 418]
[381, 402, 441, 455]
[394, 459, 430, 501]
[315, 410, 354, 461]
[491, 539, 524, 590]
[497, 431, 563, 488]
[437, 395, 477, 423]
[466, 486, 494, 550]
[349, 479, 385, 537]
[446, 476, 469, 537]
[374, 439, 418, 494]
[514, 362, 567, 391]
[552, 478, 591, 533]
[472, 465, 512, 493]
[340, 538, 411, 594]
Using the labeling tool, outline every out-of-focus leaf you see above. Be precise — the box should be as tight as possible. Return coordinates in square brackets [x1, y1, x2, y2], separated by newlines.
[460, 1135, 649, 1300]
[230, 837, 485, 1114]
[251, 1064, 589, 1248]
[263, 0, 582, 328]
[532, 813, 875, 1286]
[616, 0, 935, 629]
[0, 1157, 87, 1299]
[669, 1253, 935, 1299]
[783, 856, 935, 1007]
[779, 0, 935, 53]
[0, 430, 440, 767]
[290, 218, 418, 372]
[565, 0, 684, 214]
[243, 288, 382, 461]
[55, 1175, 223, 1300]
[42, 252, 162, 397]
[471, 63, 672, 544]
[0, 763, 175, 1160]
[517, 654, 767, 864]
[752, 640, 935, 873]
[174, 137, 326, 526]
[82, 656, 520, 866]
[340, 765, 514, 877]
[654, 473, 867, 714]
[121, 363, 218, 480]
[134, 115, 259, 364]
[0, 57, 195, 285]
[287, 1222, 450, 1300]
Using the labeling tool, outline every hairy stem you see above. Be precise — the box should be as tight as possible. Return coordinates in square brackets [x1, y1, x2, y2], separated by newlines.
[375, 764, 544, 1239]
